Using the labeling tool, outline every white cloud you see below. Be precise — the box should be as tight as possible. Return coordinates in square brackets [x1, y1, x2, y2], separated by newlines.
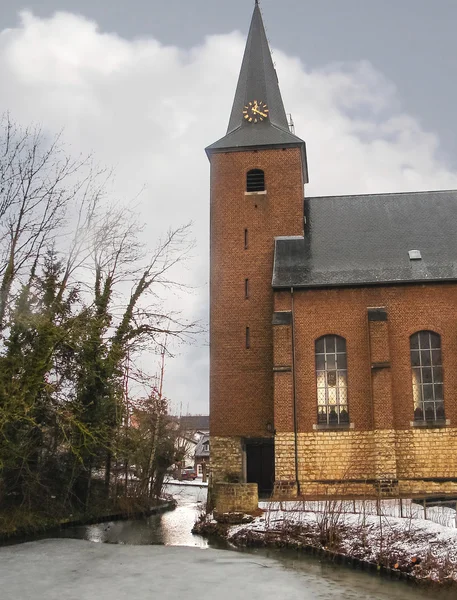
[1, 10, 457, 413]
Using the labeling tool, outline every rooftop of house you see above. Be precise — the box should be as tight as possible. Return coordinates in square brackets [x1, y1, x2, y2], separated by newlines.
[273, 189, 457, 289]
[178, 415, 209, 432]
[195, 434, 210, 458]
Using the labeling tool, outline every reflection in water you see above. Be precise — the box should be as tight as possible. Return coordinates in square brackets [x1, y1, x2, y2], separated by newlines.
[58, 483, 208, 547]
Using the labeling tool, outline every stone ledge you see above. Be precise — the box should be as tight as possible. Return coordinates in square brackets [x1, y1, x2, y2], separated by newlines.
[313, 423, 354, 431]
[410, 419, 450, 428]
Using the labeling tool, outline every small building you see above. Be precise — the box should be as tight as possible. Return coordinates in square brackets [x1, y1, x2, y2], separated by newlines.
[194, 434, 210, 479]
[173, 415, 209, 470]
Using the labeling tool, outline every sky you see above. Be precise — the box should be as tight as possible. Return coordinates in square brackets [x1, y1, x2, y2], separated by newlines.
[1, 0, 457, 415]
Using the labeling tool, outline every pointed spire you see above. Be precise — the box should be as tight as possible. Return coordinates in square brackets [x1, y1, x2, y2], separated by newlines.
[206, 3, 308, 182]
[226, 1, 289, 134]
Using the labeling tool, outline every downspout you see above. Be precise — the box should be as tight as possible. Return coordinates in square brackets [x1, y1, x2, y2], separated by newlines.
[290, 287, 300, 495]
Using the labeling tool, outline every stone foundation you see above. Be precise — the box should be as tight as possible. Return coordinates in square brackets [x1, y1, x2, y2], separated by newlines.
[213, 482, 258, 514]
[209, 429, 457, 499]
[209, 436, 244, 483]
[275, 428, 457, 498]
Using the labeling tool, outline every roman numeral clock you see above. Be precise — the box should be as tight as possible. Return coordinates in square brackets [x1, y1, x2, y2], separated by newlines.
[243, 100, 269, 123]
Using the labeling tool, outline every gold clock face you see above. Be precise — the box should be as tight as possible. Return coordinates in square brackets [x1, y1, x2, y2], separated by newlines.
[243, 100, 269, 123]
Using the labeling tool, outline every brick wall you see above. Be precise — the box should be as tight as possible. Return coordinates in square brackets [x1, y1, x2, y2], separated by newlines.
[209, 148, 304, 439]
[272, 284, 457, 497]
[274, 284, 457, 431]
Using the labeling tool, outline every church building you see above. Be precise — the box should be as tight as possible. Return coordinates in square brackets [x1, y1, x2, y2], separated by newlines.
[206, 1, 457, 498]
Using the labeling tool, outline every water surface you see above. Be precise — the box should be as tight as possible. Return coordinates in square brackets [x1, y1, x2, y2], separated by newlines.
[4, 482, 455, 599]
[57, 483, 208, 547]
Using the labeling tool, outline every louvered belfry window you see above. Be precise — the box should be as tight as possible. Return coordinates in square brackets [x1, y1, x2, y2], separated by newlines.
[315, 335, 349, 426]
[410, 331, 445, 422]
[246, 169, 265, 192]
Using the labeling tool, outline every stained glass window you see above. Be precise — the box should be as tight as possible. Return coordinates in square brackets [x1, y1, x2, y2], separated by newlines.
[316, 335, 349, 426]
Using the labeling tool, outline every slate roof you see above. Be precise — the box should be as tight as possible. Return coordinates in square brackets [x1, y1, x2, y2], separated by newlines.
[272, 189, 457, 289]
[205, 3, 308, 181]
[179, 415, 209, 432]
[195, 434, 210, 459]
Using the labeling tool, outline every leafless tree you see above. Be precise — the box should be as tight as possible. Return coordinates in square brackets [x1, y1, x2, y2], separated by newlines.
[0, 113, 106, 331]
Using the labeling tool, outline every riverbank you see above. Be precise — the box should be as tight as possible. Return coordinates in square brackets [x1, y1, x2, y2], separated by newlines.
[0, 499, 176, 546]
[194, 500, 457, 586]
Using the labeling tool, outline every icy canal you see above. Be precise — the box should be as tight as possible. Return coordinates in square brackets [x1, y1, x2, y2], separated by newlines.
[0, 484, 454, 600]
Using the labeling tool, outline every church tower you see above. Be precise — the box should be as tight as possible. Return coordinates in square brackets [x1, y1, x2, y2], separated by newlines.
[206, 1, 308, 493]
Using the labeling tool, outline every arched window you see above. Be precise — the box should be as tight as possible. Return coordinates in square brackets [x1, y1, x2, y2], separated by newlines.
[246, 169, 265, 192]
[315, 335, 349, 425]
[410, 331, 444, 422]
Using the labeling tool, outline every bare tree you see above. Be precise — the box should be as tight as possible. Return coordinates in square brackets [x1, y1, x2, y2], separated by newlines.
[0, 114, 104, 330]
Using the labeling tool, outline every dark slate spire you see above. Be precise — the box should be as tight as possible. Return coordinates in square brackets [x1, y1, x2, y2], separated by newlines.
[206, 2, 308, 182]
[226, 1, 289, 134]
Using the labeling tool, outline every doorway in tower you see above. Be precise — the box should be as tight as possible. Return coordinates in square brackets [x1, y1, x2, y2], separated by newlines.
[245, 438, 275, 497]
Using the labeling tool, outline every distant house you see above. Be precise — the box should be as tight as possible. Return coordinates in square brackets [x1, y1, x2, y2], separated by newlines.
[179, 415, 209, 437]
[173, 415, 209, 471]
[194, 434, 210, 478]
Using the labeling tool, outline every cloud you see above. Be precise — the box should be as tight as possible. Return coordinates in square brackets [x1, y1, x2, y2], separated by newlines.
[1, 10, 457, 414]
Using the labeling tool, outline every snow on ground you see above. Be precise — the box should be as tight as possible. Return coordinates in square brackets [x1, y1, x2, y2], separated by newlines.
[228, 500, 457, 581]
[259, 499, 457, 529]
[165, 477, 208, 487]
[259, 499, 457, 525]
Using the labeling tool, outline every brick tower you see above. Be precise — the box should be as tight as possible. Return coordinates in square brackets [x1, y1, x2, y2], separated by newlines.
[206, 1, 308, 494]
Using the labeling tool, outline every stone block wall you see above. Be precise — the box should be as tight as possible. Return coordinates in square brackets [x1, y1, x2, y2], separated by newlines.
[275, 431, 377, 497]
[213, 482, 259, 514]
[210, 436, 244, 483]
[275, 428, 457, 498]
[273, 480, 298, 499]
[396, 428, 457, 495]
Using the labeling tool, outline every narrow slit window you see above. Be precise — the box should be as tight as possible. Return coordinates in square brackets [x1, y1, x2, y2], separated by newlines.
[246, 327, 250, 349]
[246, 169, 265, 192]
[245, 278, 249, 299]
[244, 228, 248, 249]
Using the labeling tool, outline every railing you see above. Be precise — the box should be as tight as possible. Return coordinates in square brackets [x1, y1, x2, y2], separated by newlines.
[262, 498, 457, 529]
